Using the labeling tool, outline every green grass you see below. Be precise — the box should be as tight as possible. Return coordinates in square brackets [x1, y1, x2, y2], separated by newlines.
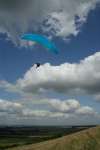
[8, 126, 100, 150]
[0, 137, 33, 149]
[0, 134, 63, 150]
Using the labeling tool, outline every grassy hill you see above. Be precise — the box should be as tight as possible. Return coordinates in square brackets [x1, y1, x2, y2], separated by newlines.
[8, 126, 100, 150]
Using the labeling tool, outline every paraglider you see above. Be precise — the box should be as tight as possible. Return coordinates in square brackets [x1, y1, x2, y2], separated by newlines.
[33, 63, 41, 69]
[36, 63, 41, 68]
[21, 34, 59, 54]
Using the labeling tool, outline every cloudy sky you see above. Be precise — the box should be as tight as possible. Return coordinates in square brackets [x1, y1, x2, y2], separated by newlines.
[0, 0, 100, 125]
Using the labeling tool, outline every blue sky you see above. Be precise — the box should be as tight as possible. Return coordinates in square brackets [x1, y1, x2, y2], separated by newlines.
[0, 0, 100, 125]
[0, 5, 100, 82]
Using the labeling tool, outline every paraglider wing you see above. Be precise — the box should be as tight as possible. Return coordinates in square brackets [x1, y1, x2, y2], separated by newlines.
[21, 34, 59, 54]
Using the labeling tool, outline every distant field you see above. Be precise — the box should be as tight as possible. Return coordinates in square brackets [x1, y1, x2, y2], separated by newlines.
[0, 126, 92, 150]
[0, 135, 57, 150]
[8, 126, 100, 150]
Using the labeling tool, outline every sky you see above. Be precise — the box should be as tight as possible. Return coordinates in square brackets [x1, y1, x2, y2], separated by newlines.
[0, 0, 100, 125]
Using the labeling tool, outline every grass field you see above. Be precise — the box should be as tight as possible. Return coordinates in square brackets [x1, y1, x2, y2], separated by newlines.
[0, 126, 88, 150]
[0, 135, 58, 150]
[8, 126, 100, 150]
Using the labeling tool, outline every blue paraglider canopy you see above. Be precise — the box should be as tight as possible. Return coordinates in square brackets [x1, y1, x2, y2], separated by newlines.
[21, 34, 59, 54]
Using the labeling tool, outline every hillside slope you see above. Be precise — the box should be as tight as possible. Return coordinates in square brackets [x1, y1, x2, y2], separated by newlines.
[9, 126, 100, 150]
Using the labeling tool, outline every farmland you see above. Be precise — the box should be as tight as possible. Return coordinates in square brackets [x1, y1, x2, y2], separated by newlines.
[0, 125, 92, 150]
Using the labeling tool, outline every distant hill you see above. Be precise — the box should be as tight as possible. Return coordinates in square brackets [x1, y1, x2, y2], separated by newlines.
[9, 126, 100, 150]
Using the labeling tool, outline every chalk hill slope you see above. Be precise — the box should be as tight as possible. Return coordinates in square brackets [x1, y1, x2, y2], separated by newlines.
[9, 126, 100, 150]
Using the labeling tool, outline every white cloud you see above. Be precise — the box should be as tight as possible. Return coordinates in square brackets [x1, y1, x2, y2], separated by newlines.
[21, 109, 67, 119]
[47, 99, 97, 116]
[0, 99, 22, 114]
[0, 80, 24, 95]
[76, 106, 96, 115]
[17, 52, 100, 96]
[48, 99, 80, 113]
[20, 98, 97, 119]
[0, 97, 99, 125]
[0, 0, 99, 44]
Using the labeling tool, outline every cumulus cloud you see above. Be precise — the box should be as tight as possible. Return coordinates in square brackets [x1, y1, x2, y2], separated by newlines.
[17, 52, 100, 97]
[76, 106, 96, 115]
[18, 99, 99, 122]
[0, 98, 97, 121]
[0, 80, 24, 95]
[22, 109, 67, 119]
[47, 99, 97, 116]
[0, 0, 99, 44]
[48, 99, 80, 113]
[0, 99, 22, 114]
